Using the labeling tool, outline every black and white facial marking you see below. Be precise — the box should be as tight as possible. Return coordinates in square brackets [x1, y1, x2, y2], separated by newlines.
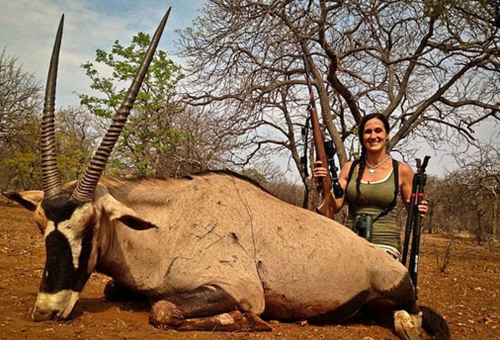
[33, 192, 97, 322]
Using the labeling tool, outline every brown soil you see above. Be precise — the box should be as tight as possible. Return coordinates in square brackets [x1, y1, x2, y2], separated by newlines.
[0, 203, 499, 340]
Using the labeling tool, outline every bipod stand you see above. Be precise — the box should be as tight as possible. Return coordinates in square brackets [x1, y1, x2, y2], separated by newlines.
[401, 155, 430, 299]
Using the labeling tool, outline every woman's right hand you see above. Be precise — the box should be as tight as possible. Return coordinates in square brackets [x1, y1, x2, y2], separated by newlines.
[312, 161, 328, 182]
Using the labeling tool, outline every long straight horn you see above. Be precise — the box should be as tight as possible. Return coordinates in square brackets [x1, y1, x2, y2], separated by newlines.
[71, 8, 171, 202]
[41, 15, 64, 199]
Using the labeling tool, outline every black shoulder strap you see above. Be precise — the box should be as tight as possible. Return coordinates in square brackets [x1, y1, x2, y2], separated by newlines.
[346, 159, 360, 208]
[392, 158, 399, 199]
[373, 158, 399, 222]
[347, 159, 360, 187]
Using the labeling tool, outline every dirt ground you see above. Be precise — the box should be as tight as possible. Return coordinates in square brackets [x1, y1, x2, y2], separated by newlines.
[0, 203, 499, 340]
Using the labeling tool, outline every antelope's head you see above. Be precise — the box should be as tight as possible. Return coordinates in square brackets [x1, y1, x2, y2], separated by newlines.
[3, 9, 170, 322]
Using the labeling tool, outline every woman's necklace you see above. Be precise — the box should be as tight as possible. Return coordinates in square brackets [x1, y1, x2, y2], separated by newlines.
[366, 154, 390, 175]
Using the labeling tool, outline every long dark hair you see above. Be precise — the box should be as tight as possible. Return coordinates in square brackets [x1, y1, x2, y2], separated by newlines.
[354, 113, 397, 221]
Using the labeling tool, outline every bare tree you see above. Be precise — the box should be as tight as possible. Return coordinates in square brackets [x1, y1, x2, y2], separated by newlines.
[155, 105, 243, 177]
[453, 140, 500, 241]
[0, 48, 42, 142]
[55, 107, 102, 182]
[177, 0, 500, 190]
[426, 138, 500, 242]
[0, 48, 42, 190]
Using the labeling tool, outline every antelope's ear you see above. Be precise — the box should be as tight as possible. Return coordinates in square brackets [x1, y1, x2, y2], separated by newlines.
[96, 194, 157, 231]
[2, 191, 44, 211]
[116, 214, 157, 231]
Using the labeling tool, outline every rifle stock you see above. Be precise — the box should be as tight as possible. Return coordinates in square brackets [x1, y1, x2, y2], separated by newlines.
[303, 56, 335, 219]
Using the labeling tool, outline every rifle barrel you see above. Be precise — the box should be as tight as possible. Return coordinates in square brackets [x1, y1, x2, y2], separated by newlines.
[303, 56, 334, 219]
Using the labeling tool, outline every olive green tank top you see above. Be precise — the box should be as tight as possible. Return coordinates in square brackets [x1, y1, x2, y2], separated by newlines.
[346, 161, 401, 251]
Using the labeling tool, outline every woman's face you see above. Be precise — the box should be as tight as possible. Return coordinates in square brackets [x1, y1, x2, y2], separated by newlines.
[362, 118, 388, 154]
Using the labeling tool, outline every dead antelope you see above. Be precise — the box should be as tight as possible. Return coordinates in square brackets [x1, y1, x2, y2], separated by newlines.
[3, 9, 449, 340]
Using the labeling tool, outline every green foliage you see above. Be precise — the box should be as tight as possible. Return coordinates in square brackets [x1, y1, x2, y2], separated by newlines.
[79, 32, 186, 176]
[80, 32, 183, 118]
[3, 150, 41, 190]
[0, 116, 42, 191]
[56, 132, 94, 182]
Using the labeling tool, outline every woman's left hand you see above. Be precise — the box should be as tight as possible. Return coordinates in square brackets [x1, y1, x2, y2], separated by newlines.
[418, 200, 429, 218]
[406, 199, 429, 218]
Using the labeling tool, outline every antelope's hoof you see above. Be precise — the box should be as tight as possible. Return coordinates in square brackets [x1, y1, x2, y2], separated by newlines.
[394, 310, 421, 340]
[150, 300, 184, 328]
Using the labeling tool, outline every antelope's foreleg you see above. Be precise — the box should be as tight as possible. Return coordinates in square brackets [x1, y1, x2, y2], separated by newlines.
[149, 285, 271, 332]
[103, 280, 147, 302]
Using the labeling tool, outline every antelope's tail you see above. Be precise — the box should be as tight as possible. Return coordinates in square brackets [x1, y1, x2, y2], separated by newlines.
[420, 305, 450, 340]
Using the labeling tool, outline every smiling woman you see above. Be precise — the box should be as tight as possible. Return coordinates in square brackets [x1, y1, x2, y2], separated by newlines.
[313, 113, 429, 260]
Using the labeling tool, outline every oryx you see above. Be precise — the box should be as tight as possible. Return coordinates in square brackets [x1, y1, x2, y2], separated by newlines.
[3, 9, 449, 340]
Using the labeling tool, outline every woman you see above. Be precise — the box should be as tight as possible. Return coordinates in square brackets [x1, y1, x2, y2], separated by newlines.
[313, 113, 428, 260]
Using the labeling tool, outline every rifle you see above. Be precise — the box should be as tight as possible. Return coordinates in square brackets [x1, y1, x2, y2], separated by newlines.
[301, 117, 311, 209]
[303, 56, 339, 219]
[401, 155, 430, 299]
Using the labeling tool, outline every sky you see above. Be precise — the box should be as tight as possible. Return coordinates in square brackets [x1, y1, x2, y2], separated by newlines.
[1, 1, 498, 179]
[0, 0, 204, 108]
